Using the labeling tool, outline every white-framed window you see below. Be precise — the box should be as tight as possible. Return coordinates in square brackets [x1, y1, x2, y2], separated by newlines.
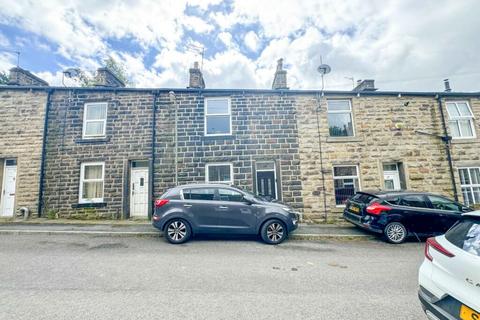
[79, 162, 105, 203]
[333, 165, 360, 206]
[446, 101, 476, 139]
[204, 98, 231, 136]
[205, 163, 233, 184]
[459, 167, 480, 206]
[327, 100, 355, 137]
[83, 102, 108, 138]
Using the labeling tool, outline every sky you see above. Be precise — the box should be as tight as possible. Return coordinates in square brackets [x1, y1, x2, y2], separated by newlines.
[0, 0, 479, 91]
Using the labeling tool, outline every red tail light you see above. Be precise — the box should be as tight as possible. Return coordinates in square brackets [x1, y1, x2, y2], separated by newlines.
[365, 202, 392, 215]
[154, 199, 169, 208]
[425, 237, 455, 261]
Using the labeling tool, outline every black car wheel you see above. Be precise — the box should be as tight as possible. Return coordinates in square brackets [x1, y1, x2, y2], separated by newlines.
[383, 221, 407, 244]
[261, 219, 287, 245]
[164, 219, 191, 244]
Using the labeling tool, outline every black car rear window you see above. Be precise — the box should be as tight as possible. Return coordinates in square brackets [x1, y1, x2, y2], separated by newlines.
[183, 188, 215, 201]
[351, 193, 376, 204]
[399, 195, 429, 208]
[445, 218, 480, 257]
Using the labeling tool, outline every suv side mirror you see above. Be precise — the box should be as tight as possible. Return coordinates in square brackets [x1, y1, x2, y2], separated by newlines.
[461, 205, 473, 212]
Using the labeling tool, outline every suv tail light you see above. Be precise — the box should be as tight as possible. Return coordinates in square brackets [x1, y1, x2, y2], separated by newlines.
[425, 237, 455, 261]
[365, 202, 392, 215]
[154, 199, 169, 208]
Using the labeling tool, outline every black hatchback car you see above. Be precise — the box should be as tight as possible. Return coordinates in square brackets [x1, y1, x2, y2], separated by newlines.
[343, 191, 473, 243]
[152, 184, 300, 244]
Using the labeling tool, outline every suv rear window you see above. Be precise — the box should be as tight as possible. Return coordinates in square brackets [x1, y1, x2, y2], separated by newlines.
[445, 218, 480, 257]
[351, 193, 376, 204]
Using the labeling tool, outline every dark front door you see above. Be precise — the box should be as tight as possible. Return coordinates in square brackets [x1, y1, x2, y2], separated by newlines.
[257, 171, 276, 200]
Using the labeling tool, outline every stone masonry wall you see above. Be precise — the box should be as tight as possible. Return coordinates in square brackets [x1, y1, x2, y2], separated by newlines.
[297, 94, 453, 222]
[447, 97, 480, 207]
[154, 92, 303, 209]
[43, 90, 154, 218]
[0, 89, 47, 216]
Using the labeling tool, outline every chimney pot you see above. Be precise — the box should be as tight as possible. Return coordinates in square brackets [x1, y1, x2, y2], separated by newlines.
[188, 61, 205, 89]
[443, 79, 452, 92]
[272, 58, 288, 90]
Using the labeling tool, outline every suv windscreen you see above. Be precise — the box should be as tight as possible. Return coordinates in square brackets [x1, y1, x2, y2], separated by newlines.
[427, 195, 461, 212]
[399, 195, 428, 208]
[183, 188, 215, 201]
[445, 218, 480, 257]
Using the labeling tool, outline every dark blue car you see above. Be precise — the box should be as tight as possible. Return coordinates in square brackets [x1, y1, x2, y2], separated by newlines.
[152, 184, 300, 244]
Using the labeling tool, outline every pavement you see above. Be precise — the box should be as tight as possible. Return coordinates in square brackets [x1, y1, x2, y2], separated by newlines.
[0, 218, 374, 241]
[0, 233, 426, 319]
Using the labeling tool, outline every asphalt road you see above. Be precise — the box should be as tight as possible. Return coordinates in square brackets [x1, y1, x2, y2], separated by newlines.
[0, 234, 426, 320]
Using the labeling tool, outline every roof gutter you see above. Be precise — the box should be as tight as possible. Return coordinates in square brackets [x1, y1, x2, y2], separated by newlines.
[37, 89, 53, 217]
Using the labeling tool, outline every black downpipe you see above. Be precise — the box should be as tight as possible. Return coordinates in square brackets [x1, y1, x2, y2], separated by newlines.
[436, 96, 459, 201]
[315, 94, 328, 222]
[37, 89, 53, 217]
[150, 91, 159, 218]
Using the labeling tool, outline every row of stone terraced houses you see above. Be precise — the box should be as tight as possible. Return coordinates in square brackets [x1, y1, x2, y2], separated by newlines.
[0, 61, 479, 222]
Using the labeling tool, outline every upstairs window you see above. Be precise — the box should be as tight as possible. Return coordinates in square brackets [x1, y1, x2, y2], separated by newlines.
[327, 100, 354, 137]
[79, 162, 104, 203]
[446, 101, 476, 139]
[205, 98, 231, 136]
[83, 102, 107, 138]
[206, 163, 233, 184]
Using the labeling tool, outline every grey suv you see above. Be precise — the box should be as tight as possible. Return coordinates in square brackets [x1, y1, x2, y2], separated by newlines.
[152, 184, 300, 244]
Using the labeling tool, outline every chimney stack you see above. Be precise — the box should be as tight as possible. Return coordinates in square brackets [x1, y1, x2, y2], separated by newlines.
[188, 61, 205, 89]
[271, 58, 288, 90]
[8, 67, 49, 86]
[443, 79, 452, 92]
[353, 79, 377, 92]
[94, 68, 125, 87]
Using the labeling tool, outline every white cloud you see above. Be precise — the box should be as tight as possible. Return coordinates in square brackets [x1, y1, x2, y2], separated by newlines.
[0, 0, 479, 91]
[244, 31, 260, 52]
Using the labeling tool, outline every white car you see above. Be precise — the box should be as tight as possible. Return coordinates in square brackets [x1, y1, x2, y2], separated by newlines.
[418, 211, 480, 320]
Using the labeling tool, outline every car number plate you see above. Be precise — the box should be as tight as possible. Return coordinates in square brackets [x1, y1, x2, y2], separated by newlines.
[350, 205, 360, 214]
[460, 304, 480, 320]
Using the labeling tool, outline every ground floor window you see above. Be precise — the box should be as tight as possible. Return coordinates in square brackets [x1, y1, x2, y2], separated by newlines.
[333, 165, 360, 206]
[79, 162, 104, 203]
[459, 167, 480, 206]
[206, 163, 233, 184]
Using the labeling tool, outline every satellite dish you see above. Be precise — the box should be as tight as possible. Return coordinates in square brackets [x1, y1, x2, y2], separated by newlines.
[63, 68, 81, 78]
[317, 64, 331, 75]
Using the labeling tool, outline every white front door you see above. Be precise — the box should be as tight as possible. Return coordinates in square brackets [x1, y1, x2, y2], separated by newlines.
[1, 163, 17, 217]
[130, 168, 149, 217]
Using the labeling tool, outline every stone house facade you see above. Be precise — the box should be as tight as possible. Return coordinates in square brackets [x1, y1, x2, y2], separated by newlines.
[0, 63, 479, 221]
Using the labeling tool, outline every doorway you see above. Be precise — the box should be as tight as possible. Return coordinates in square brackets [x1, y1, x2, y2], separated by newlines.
[130, 161, 149, 217]
[256, 162, 277, 200]
[1, 159, 17, 217]
[383, 163, 401, 191]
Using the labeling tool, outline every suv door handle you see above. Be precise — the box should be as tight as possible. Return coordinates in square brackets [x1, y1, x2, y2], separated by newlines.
[183, 204, 192, 208]
[218, 206, 228, 210]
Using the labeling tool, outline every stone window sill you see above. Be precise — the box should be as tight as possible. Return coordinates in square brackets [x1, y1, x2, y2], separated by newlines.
[72, 202, 107, 209]
[326, 136, 362, 143]
[75, 137, 110, 144]
[202, 135, 235, 141]
[451, 138, 478, 144]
